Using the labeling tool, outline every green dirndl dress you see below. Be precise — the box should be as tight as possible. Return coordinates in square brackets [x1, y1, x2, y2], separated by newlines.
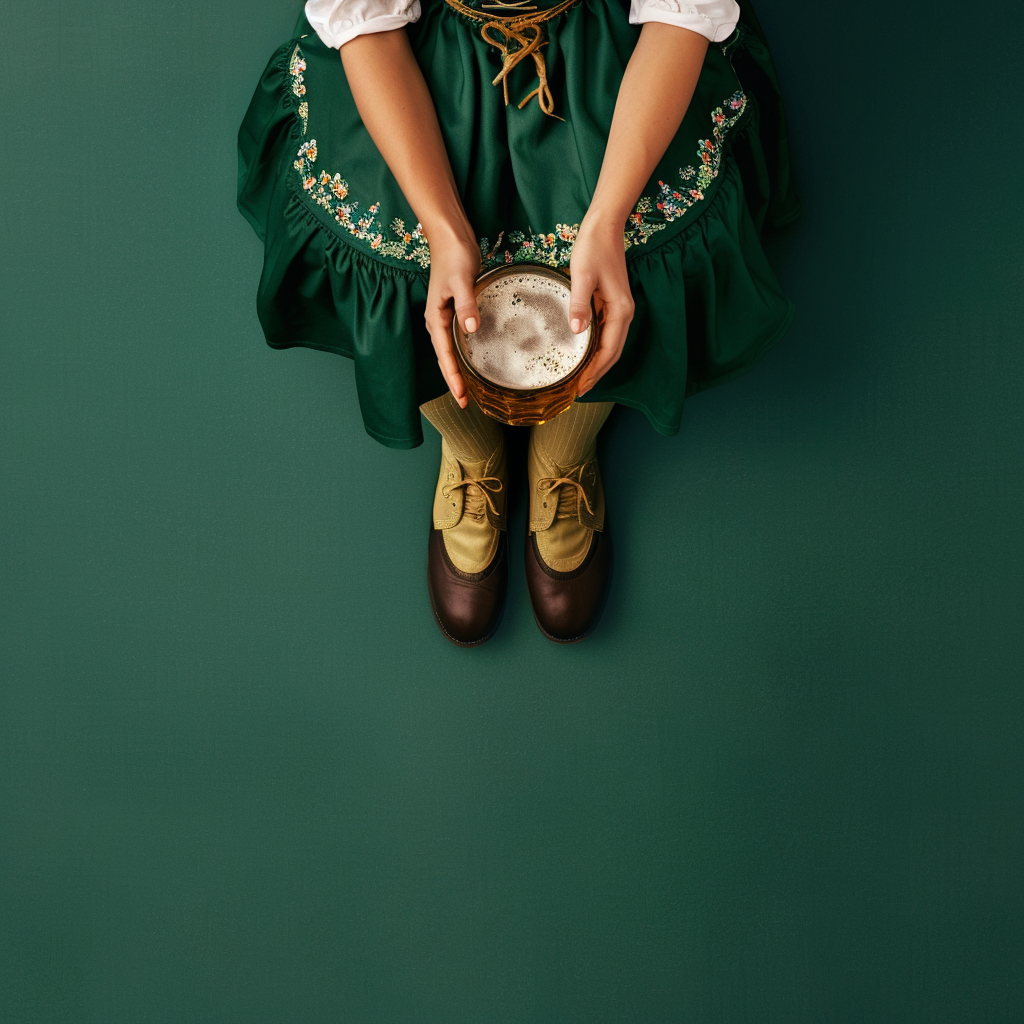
[237, 0, 801, 449]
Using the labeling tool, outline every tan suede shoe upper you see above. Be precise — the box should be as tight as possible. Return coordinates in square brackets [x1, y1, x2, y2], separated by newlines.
[527, 439, 605, 574]
[433, 441, 507, 575]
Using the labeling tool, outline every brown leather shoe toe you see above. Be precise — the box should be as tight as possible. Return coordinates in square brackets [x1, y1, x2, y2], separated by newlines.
[524, 523, 611, 644]
[428, 526, 508, 646]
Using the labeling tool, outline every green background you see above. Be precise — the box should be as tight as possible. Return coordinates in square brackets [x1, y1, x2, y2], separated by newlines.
[2, 1, 1021, 1020]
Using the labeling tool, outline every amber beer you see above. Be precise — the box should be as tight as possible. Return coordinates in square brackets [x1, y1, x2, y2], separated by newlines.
[451, 263, 598, 426]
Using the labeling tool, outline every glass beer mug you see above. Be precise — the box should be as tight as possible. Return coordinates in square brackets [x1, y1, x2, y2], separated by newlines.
[451, 262, 599, 426]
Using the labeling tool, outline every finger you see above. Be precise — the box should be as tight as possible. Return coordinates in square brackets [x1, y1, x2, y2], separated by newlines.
[568, 268, 596, 335]
[436, 346, 469, 407]
[577, 302, 632, 395]
[428, 295, 453, 331]
[434, 343, 468, 406]
[426, 316, 468, 407]
[452, 279, 481, 336]
[426, 286, 469, 405]
[581, 309, 626, 385]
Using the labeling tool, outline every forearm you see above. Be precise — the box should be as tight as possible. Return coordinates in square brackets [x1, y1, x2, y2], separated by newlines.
[340, 29, 472, 244]
[587, 23, 710, 229]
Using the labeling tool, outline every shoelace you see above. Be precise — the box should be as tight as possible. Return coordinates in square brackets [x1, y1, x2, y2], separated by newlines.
[443, 475, 504, 521]
[441, 0, 580, 119]
[537, 465, 595, 521]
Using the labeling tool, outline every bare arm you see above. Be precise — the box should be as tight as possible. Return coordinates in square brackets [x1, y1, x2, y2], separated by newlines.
[338, 24, 711, 402]
[572, 23, 710, 394]
[590, 24, 709, 236]
[340, 29, 481, 407]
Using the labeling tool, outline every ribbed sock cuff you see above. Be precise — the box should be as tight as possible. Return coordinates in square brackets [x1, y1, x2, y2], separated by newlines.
[420, 392, 503, 463]
[530, 400, 614, 467]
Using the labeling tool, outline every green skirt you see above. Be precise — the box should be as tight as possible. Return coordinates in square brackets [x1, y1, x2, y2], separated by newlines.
[237, 0, 801, 449]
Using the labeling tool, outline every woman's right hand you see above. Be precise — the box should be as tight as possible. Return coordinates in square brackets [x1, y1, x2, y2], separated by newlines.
[422, 220, 482, 410]
[339, 29, 482, 408]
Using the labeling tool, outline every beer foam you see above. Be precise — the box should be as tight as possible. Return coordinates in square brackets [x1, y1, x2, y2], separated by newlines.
[462, 274, 590, 390]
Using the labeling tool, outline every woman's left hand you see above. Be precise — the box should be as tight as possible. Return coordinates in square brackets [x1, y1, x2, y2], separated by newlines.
[567, 212, 635, 396]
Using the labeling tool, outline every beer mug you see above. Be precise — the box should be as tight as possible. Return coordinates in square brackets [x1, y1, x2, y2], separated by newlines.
[451, 262, 599, 426]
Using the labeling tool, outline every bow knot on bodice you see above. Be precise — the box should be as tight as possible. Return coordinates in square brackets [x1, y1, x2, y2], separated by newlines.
[443, 0, 580, 118]
[480, 17, 556, 116]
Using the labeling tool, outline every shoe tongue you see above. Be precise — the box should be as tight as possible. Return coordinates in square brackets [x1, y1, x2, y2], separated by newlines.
[460, 458, 493, 519]
[554, 485, 578, 520]
[552, 464, 582, 520]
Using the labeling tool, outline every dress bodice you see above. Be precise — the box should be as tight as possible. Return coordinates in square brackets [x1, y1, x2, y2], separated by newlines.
[303, 0, 741, 50]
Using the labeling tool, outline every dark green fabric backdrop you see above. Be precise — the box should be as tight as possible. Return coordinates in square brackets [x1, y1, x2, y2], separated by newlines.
[1, 2, 1021, 1021]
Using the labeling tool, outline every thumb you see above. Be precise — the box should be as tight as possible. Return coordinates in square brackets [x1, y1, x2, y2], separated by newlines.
[568, 270, 595, 334]
[453, 280, 481, 335]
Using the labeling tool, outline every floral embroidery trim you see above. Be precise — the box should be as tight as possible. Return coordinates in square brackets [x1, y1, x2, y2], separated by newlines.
[478, 90, 748, 269]
[289, 45, 432, 267]
[644, 89, 747, 234]
[287, 41, 747, 270]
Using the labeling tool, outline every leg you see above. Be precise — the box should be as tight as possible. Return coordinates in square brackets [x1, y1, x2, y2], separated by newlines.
[420, 392, 509, 646]
[529, 400, 614, 571]
[525, 400, 615, 642]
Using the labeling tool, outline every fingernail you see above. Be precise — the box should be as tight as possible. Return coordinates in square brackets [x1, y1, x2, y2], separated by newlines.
[465, 317, 478, 333]
[570, 318, 581, 333]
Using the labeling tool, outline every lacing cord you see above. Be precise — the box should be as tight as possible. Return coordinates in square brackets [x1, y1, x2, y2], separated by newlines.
[442, 0, 580, 119]
[537, 472, 594, 519]
[442, 475, 504, 520]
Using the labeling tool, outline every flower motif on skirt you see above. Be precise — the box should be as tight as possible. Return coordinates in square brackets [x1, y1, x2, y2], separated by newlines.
[478, 91, 749, 267]
[288, 45, 431, 268]
[287, 41, 747, 271]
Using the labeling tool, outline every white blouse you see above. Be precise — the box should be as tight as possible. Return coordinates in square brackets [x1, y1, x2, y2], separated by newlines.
[305, 0, 741, 50]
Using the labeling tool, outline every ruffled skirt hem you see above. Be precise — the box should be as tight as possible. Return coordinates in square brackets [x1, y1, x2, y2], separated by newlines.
[237, 5, 801, 448]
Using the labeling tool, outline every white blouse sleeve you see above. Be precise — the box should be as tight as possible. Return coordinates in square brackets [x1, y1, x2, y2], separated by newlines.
[630, 0, 740, 43]
[304, 0, 421, 50]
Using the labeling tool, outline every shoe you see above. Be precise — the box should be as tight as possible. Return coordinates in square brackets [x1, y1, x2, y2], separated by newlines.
[524, 438, 611, 643]
[427, 438, 508, 646]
